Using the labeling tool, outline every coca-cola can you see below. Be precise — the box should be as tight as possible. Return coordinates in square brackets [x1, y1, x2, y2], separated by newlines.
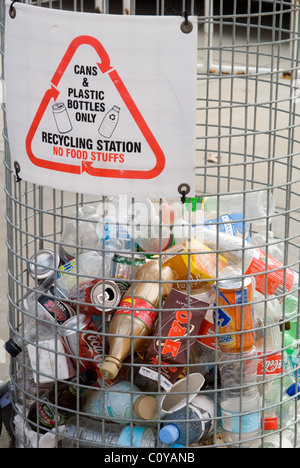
[59, 314, 116, 387]
[69, 279, 121, 316]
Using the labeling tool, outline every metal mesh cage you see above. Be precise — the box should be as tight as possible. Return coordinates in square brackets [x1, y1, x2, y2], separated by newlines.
[1, 0, 300, 449]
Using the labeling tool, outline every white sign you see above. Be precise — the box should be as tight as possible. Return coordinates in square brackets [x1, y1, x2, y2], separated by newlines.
[4, 2, 197, 198]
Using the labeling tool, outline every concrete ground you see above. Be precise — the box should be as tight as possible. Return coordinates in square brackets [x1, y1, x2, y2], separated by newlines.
[0, 1, 299, 449]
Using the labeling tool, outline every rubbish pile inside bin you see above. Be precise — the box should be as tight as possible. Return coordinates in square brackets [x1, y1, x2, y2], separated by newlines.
[5, 193, 300, 448]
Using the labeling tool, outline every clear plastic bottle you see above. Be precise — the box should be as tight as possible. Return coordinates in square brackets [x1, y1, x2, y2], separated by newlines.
[260, 417, 294, 448]
[129, 198, 174, 253]
[219, 347, 261, 448]
[55, 250, 110, 298]
[4, 290, 66, 357]
[201, 190, 275, 227]
[62, 415, 157, 448]
[59, 205, 101, 263]
[100, 260, 173, 379]
[192, 225, 299, 300]
[159, 394, 214, 446]
[83, 380, 158, 423]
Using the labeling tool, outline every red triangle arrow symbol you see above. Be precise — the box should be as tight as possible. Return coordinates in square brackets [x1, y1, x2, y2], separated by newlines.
[26, 35, 166, 179]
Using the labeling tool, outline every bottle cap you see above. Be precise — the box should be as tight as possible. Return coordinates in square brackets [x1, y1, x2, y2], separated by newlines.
[262, 417, 278, 431]
[4, 339, 22, 358]
[100, 357, 121, 380]
[159, 425, 180, 445]
[79, 369, 98, 386]
[133, 395, 158, 420]
[286, 383, 300, 400]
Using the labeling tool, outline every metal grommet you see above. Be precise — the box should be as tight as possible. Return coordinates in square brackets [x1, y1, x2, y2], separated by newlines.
[181, 12, 193, 34]
[9, 5, 16, 19]
[178, 183, 191, 204]
[14, 161, 21, 182]
[9, 1, 17, 19]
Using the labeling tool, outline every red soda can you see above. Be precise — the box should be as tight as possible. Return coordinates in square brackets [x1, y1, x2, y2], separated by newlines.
[214, 277, 255, 353]
[69, 279, 121, 316]
[59, 314, 116, 387]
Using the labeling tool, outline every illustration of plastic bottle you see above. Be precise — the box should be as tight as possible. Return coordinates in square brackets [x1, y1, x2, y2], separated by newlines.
[52, 102, 72, 134]
[83, 380, 158, 423]
[159, 394, 215, 445]
[62, 415, 157, 448]
[98, 106, 120, 138]
[100, 260, 173, 380]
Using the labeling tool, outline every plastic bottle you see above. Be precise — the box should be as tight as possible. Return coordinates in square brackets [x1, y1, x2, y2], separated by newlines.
[129, 198, 174, 254]
[59, 205, 101, 263]
[189, 309, 220, 377]
[96, 196, 134, 257]
[27, 369, 98, 433]
[54, 250, 110, 298]
[192, 225, 299, 300]
[62, 415, 157, 448]
[100, 260, 173, 380]
[4, 288, 73, 357]
[260, 417, 294, 448]
[201, 190, 275, 226]
[254, 292, 296, 412]
[159, 394, 214, 446]
[83, 380, 158, 423]
[281, 294, 299, 373]
[219, 347, 261, 448]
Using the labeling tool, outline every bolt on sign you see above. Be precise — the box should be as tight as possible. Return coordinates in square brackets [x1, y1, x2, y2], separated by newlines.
[4, 2, 197, 198]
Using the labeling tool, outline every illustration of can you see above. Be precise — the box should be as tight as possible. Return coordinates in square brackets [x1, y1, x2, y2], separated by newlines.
[52, 102, 73, 134]
[98, 105, 120, 138]
[214, 276, 255, 353]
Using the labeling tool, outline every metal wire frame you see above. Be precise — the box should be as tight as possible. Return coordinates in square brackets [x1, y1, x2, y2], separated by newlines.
[1, 0, 300, 449]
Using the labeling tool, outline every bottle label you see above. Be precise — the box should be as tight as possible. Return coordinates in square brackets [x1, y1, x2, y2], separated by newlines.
[190, 398, 214, 438]
[205, 213, 251, 242]
[221, 407, 260, 434]
[246, 248, 295, 298]
[115, 296, 157, 331]
[38, 393, 66, 428]
[198, 318, 219, 351]
[257, 352, 283, 375]
[118, 426, 145, 447]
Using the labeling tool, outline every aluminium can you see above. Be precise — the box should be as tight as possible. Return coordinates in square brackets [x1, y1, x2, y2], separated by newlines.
[28, 249, 60, 283]
[214, 276, 255, 353]
[59, 314, 116, 387]
[69, 279, 121, 316]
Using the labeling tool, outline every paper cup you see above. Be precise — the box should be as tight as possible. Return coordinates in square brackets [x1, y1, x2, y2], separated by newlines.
[160, 373, 205, 416]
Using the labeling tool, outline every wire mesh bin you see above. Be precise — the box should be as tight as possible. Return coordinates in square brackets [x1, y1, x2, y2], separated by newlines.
[1, 0, 300, 449]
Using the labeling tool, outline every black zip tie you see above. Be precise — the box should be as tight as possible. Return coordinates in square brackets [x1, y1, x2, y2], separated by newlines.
[181, 11, 193, 34]
[9, 0, 18, 19]
[14, 161, 21, 182]
[178, 183, 191, 204]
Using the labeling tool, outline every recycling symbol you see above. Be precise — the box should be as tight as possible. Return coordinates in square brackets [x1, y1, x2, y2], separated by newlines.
[25, 36, 166, 180]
